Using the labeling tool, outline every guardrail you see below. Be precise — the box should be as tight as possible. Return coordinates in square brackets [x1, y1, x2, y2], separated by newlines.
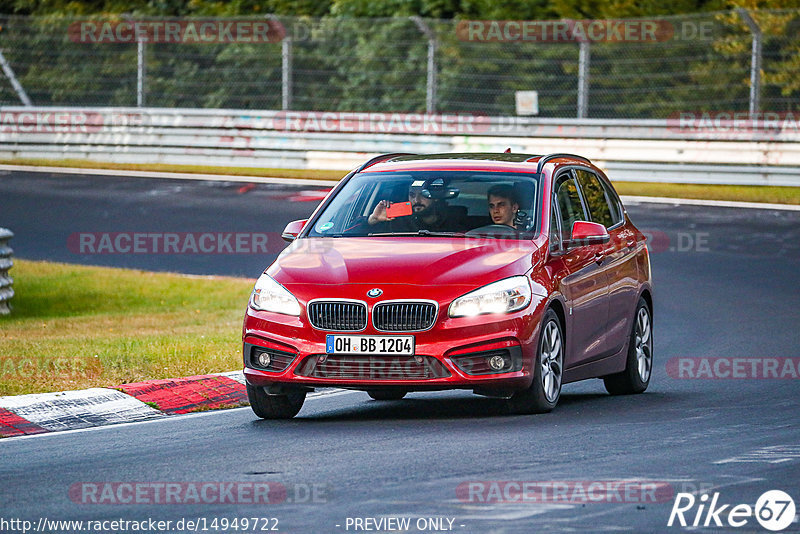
[0, 228, 14, 315]
[1, 107, 799, 186]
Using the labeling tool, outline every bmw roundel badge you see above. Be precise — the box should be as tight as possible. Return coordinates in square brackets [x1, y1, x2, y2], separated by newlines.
[367, 288, 383, 298]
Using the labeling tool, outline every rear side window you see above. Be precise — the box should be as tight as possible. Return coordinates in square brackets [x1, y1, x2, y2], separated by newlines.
[575, 169, 621, 228]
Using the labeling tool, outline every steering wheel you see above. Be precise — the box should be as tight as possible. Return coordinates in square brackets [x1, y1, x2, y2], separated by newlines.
[465, 224, 518, 237]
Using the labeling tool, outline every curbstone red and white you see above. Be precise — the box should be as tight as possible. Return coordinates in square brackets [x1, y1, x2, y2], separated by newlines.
[0, 371, 249, 438]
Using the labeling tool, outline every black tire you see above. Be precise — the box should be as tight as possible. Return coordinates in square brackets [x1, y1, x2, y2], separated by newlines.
[505, 309, 564, 414]
[247, 384, 306, 419]
[604, 297, 653, 395]
[367, 389, 407, 401]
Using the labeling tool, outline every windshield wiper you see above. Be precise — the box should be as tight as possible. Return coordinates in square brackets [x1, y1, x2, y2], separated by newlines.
[368, 230, 466, 237]
[417, 230, 466, 237]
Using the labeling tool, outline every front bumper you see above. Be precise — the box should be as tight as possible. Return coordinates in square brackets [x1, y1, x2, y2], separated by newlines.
[242, 301, 545, 393]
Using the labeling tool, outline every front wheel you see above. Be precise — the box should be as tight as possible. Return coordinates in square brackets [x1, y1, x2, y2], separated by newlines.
[505, 309, 563, 414]
[604, 297, 653, 395]
[247, 384, 306, 419]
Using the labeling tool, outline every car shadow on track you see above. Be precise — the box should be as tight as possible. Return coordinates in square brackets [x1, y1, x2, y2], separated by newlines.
[249, 390, 673, 426]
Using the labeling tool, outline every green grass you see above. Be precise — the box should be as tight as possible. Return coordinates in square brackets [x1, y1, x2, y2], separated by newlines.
[0, 259, 255, 396]
[1, 157, 798, 205]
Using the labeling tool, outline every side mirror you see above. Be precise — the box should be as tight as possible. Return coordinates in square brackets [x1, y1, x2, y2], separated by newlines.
[567, 221, 609, 247]
[281, 219, 307, 242]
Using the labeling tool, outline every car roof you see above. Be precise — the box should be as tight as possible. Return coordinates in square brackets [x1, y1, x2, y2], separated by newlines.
[361, 152, 592, 174]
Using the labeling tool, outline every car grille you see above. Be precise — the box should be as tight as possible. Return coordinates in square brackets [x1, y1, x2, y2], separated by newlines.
[297, 355, 450, 380]
[373, 302, 437, 332]
[307, 301, 367, 331]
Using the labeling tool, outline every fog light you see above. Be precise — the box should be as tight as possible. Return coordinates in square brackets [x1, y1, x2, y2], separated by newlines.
[488, 355, 507, 371]
[257, 351, 272, 367]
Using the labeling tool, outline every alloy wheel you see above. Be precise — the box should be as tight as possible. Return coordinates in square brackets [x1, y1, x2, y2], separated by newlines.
[635, 307, 653, 383]
[540, 320, 563, 403]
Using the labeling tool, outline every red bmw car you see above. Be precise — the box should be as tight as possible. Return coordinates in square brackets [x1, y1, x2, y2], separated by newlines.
[243, 153, 653, 418]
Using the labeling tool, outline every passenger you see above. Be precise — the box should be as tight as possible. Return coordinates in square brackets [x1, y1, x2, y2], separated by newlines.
[487, 184, 520, 228]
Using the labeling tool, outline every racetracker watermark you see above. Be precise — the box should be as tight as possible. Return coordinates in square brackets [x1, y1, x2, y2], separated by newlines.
[638, 230, 709, 254]
[456, 480, 674, 503]
[304, 354, 445, 380]
[667, 111, 800, 137]
[456, 19, 674, 43]
[666, 357, 800, 380]
[457, 19, 717, 43]
[67, 232, 284, 254]
[66, 228, 710, 257]
[0, 111, 111, 133]
[68, 482, 326, 505]
[0, 355, 102, 380]
[68, 19, 285, 43]
[272, 111, 489, 134]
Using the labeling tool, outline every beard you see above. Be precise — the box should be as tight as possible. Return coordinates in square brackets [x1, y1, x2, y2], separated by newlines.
[412, 202, 435, 216]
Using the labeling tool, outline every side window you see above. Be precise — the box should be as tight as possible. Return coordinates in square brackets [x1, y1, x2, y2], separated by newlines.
[554, 174, 587, 242]
[575, 169, 621, 228]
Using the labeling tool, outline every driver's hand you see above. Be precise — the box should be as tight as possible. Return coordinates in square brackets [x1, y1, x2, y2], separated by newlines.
[368, 200, 392, 225]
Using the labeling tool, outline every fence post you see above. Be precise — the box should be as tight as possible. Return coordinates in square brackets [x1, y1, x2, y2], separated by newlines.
[577, 40, 590, 119]
[411, 17, 437, 114]
[0, 50, 32, 106]
[738, 8, 762, 118]
[0, 228, 14, 315]
[136, 30, 147, 107]
[282, 34, 293, 110]
[268, 15, 292, 110]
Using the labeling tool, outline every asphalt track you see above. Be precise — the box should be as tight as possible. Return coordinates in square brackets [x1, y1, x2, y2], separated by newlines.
[1, 171, 800, 533]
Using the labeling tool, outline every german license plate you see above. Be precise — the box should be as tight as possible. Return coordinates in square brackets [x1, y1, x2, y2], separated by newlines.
[326, 335, 415, 355]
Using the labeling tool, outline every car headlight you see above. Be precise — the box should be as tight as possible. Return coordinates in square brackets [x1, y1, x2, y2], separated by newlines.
[250, 273, 301, 316]
[449, 276, 532, 318]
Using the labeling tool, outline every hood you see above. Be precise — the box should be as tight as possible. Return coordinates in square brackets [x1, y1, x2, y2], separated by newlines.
[268, 237, 540, 289]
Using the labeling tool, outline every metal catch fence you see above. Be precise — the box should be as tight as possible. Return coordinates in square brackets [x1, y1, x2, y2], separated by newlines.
[0, 10, 798, 118]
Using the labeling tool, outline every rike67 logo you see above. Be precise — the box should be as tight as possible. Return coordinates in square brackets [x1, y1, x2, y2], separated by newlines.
[668, 490, 796, 531]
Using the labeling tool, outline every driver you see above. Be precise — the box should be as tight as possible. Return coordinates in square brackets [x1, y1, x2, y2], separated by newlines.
[367, 181, 465, 232]
[487, 184, 520, 228]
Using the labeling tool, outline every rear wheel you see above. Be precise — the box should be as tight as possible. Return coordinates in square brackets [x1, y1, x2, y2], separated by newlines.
[247, 384, 306, 419]
[604, 297, 653, 395]
[367, 389, 407, 401]
[505, 309, 563, 414]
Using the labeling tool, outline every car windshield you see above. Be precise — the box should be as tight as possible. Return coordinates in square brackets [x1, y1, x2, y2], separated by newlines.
[307, 171, 540, 239]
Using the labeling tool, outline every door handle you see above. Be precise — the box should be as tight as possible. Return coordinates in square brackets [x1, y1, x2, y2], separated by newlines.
[625, 239, 636, 250]
[593, 252, 605, 264]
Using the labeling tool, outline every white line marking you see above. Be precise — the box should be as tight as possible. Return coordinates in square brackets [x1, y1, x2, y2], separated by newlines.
[0, 388, 357, 443]
[307, 388, 357, 399]
[457, 503, 572, 520]
[715, 445, 800, 464]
